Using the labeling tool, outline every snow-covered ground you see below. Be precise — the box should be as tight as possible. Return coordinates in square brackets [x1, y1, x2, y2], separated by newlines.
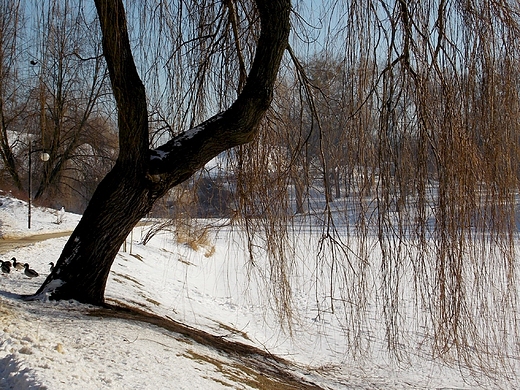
[0, 194, 516, 389]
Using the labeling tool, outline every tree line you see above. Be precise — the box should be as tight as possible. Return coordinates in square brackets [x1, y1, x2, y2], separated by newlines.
[0, 0, 115, 212]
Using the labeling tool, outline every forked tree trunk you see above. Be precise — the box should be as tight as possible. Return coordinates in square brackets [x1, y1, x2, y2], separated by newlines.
[30, 0, 291, 304]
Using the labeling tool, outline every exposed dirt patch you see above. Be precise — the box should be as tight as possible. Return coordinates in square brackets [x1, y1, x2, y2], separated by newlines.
[0, 232, 71, 252]
[88, 301, 324, 390]
[215, 321, 252, 341]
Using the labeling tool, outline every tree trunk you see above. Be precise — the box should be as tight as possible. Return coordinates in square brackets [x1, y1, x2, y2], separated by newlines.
[334, 167, 341, 199]
[0, 101, 23, 191]
[31, 0, 290, 304]
[34, 164, 155, 304]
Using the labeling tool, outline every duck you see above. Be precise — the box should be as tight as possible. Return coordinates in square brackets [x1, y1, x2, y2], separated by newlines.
[12, 257, 24, 271]
[24, 263, 39, 278]
[1, 260, 11, 274]
[49, 262, 54, 272]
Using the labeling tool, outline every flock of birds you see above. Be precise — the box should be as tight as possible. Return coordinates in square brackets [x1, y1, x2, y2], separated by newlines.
[0, 257, 54, 278]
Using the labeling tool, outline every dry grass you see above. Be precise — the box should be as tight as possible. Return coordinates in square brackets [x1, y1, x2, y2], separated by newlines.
[174, 222, 216, 258]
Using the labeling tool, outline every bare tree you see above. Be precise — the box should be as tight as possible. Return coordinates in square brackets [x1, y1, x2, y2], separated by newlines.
[29, 0, 114, 210]
[0, 0, 25, 190]
[32, 0, 290, 305]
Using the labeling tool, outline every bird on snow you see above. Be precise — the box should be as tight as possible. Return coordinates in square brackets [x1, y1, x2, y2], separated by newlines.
[12, 257, 24, 271]
[1, 260, 11, 275]
[49, 262, 54, 272]
[24, 263, 39, 278]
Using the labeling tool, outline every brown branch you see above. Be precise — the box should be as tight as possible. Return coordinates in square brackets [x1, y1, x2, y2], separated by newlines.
[148, 0, 291, 187]
[94, 0, 149, 171]
[225, 0, 248, 92]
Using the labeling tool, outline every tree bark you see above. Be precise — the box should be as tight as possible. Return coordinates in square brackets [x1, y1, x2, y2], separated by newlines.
[31, 0, 291, 305]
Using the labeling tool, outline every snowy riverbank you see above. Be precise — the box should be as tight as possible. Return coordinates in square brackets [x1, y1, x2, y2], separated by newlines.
[0, 194, 514, 389]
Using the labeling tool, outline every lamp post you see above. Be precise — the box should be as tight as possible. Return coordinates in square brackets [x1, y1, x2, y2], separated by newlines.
[28, 141, 50, 229]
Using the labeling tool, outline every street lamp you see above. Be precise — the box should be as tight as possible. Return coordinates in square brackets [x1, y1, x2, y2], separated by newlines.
[28, 141, 50, 229]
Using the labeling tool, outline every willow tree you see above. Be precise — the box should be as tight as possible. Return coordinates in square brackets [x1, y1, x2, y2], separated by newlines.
[32, 0, 290, 304]
[24, 0, 520, 379]
[227, 0, 520, 376]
